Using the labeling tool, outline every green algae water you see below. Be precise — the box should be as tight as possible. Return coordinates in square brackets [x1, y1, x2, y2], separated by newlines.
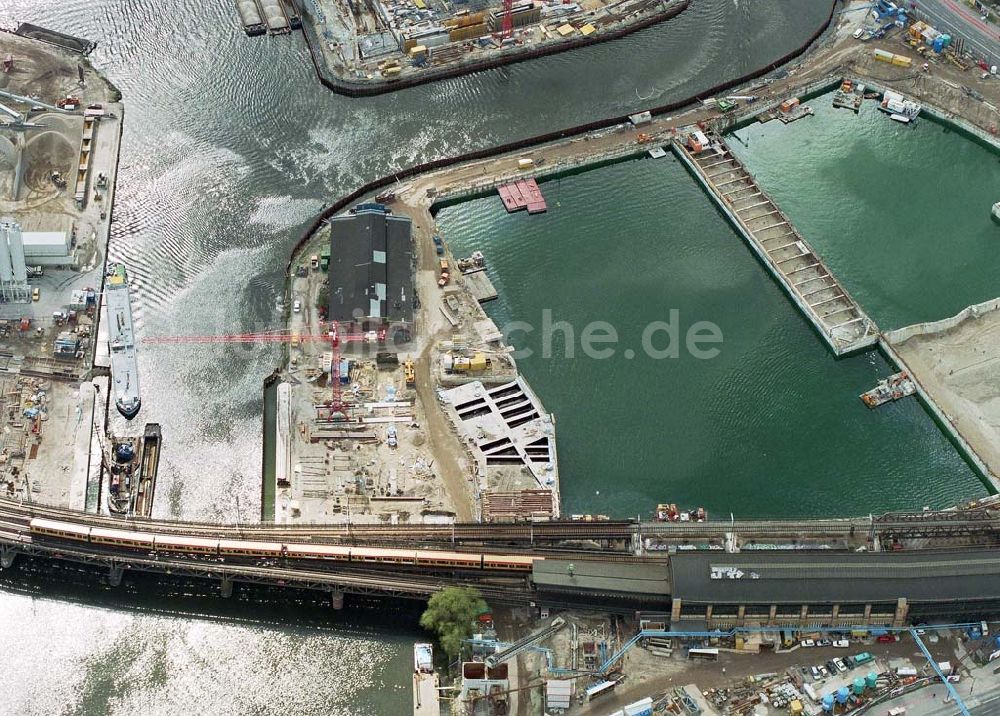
[728, 93, 1000, 330]
[435, 156, 989, 519]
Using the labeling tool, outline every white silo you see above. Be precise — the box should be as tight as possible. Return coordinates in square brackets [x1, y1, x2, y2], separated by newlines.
[0, 220, 14, 282]
[8, 221, 27, 283]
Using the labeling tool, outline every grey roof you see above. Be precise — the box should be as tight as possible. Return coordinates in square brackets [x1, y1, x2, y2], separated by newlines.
[328, 206, 413, 325]
[534, 559, 670, 597]
[670, 550, 1000, 605]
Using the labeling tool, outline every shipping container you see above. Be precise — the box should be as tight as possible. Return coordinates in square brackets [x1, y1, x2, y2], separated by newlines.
[779, 97, 800, 112]
[874, 48, 894, 62]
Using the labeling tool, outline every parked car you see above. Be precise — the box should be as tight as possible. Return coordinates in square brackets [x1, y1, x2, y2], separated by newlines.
[826, 660, 839, 675]
[833, 639, 850, 648]
[844, 656, 856, 668]
[801, 639, 816, 648]
[819, 665, 829, 678]
[833, 658, 848, 673]
[876, 634, 896, 643]
[818, 639, 833, 647]
[293, 299, 301, 313]
[811, 666, 821, 680]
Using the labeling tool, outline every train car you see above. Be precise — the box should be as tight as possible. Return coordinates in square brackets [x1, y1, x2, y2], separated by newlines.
[90, 525, 155, 550]
[30, 517, 91, 542]
[153, 534, 219, 555]
[415, 550, 484, 569]
[481, 554, 538, 572]
[349, 546, 418, 565]
[284, 543, 351, 561]
[218, 539, 283, 557]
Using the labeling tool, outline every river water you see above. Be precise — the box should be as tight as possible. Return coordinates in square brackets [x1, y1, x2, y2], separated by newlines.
[0, 0, 841, 712]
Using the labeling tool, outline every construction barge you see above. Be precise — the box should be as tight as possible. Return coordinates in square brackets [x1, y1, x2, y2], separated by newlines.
[236, 0, 300, 36]
[498, 178, 547, 214]
[106, 262, 141, 420]
[105, 424, 162, 518]
[860, 372, 916, 409]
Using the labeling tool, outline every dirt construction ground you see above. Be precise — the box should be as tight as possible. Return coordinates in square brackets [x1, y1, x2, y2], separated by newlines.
[891, 302, 1000, 484]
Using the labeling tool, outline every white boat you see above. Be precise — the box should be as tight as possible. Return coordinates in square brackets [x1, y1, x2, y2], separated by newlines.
[992, 201, 1000, 223]
[889, 113, 911, 124]
[414, 643, 433, 674]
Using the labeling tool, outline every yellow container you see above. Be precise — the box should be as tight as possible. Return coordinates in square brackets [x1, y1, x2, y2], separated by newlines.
[891, 54, 912, 67]
[469, 353, 487, 371]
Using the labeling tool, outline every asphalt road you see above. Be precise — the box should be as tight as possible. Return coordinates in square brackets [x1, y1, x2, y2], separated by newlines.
[914, 0, 1000, 67]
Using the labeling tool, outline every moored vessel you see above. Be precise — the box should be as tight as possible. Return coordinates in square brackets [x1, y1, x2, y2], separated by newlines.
[106, 263, 141, 419]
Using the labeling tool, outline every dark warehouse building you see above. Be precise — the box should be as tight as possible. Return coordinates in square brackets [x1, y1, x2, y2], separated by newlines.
[327, 203, 414, 331]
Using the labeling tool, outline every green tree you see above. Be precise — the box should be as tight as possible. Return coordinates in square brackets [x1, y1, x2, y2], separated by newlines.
[419, 586, 488, 661]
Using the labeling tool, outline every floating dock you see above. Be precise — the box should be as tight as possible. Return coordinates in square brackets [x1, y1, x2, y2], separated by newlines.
[462, 268, 498, 303]
[413, 643, 439, 716]
[498, 178, 547, 214]
[832, 79, 865, 113]
[673, 132, 877, 356]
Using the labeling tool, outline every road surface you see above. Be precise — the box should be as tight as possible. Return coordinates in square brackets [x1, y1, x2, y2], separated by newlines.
[915, 0, 1000, 67]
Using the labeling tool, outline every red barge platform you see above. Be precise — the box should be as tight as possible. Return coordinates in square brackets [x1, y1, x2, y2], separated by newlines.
[498, 178, 547, 214]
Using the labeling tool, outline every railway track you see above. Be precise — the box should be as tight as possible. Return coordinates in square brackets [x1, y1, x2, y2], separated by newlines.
[1, 499, 999, 549]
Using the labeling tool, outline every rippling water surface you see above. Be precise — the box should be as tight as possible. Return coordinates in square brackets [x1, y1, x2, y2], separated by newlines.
[0, 0, 835, 711]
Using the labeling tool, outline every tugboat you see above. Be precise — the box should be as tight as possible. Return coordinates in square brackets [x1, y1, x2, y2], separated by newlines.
[106, 263, 141, 419]
[860, 371, 916, 408]
[991, 201, 1000, 224]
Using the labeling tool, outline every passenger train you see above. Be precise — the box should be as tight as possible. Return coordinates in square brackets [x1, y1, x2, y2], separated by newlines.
[29, 518, 541, 572]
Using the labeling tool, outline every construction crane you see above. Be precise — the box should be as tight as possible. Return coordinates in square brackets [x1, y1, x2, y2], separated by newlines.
[144, 322, 384, 421]
[501, 0, 514, 39]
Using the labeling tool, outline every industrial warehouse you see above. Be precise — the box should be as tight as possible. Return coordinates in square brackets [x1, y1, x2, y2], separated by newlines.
[326, 202, 415, 330]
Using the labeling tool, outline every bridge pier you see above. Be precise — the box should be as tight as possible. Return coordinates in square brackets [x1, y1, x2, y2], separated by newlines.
[220, 577, 233, 599]
[331, 590, 344, 610]
[1, 547, 16, 569]
[108, 564, 124, 587]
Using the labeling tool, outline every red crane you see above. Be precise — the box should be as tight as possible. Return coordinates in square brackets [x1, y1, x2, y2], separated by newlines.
[501, 0, 514, 39]
[143, 322, 383, 421]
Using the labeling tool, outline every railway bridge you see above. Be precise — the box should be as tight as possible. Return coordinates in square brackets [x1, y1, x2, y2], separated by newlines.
[5, 498, 1000, 623]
